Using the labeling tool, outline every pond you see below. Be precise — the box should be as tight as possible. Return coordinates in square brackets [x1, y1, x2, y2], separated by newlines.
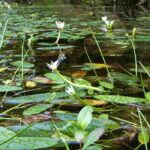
[0, 0, 150, 150]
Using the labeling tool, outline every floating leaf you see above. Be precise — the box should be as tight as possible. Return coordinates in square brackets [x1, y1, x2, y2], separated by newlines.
[23, 114, 51, 124]
[94, 95, 145, 104]
[83, 128, 105, 150]
[23, 104, 53, 116]
[45, 72, 67, 84]
[77, 106, 93, 130]
[0, 85, 22, 92]
[74, 78, 91, 87]
[10, 61, 34, 68]
[100, 81, 114, 89]
[0, 137, 58, 150]
[84, 63, 111, 69]
[5, 92, 68, 104]
[111, 72, 139, 86]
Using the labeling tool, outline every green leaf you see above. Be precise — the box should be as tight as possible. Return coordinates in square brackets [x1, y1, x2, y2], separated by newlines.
[111, 72, 139, 86]
[0, 85, 22, 92]
[54, 110, 77, 121]
[145, 92, 150, 102]
[83, 128, 105, 150]
[5, 92, 68, 104]
[74, 78, 91, 87]
[94, 95, 145, 104]
[77, 106, 93, 130]
[138, 130, 149, 144]
[0, 137, 58, 150]
[0, 127, 15, 143]
[44, 72, 65, 84]
[100, 81, 114, 89]
[23, 104, 53, 116]
[75, 130, 87, 142]
[85, 145, 103, 150]
[10, 61, 34, 68]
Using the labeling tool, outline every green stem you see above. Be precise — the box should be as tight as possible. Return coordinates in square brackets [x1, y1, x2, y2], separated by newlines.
[55, 30, 61, 44]
[137, 108, 148, 150]
[55, 70, 102, 92]
[130, 39, 138, 77]
[0, 19, 9, 50]
[90, 28, 113, 85]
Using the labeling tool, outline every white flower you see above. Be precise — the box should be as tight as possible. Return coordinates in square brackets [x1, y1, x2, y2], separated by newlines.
[47, 53, 66, 71]
[46, 60, 59, 71]
[101, 16, 114, 30]
[56, 21, 65, 30]
[66, 85, 75, 95]
[102, 16, 107, 22]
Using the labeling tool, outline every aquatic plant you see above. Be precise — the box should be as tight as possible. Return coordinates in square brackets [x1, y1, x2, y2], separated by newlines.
[101, 16, 114, 31]
[55, 21, 65, 44]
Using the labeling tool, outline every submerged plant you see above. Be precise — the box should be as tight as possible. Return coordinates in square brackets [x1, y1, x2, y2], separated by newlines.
[101, 16, 114, 31]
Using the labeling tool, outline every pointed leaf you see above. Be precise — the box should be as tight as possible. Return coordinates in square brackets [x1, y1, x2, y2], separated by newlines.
[83, 128, 105, 150]
[77, 106, 93, 130]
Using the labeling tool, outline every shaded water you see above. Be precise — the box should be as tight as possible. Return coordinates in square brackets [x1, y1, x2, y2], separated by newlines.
[0, 0, 150, 150]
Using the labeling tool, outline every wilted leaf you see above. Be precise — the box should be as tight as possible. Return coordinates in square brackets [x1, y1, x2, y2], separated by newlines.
[25, 81, 37, 88]
[72, 71, 87, 78]
[23, 114, 51, 124]
[32, 76, 52, 84]
[82, 99, 107, 106]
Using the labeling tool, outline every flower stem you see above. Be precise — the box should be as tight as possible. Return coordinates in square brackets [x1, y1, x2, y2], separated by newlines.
[55, 30, 61, 44]
[55, 70, 102, 92]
